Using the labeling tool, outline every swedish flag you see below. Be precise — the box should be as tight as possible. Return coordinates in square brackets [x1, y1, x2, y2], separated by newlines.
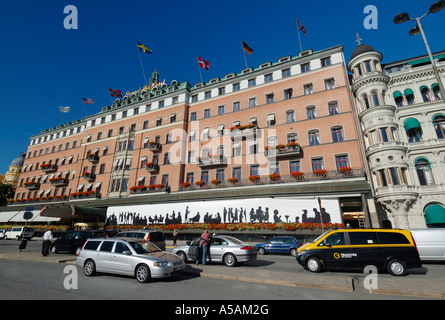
[137, 41, 152, 54]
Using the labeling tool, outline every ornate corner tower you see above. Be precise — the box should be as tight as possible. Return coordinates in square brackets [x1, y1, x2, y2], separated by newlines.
[347, 37, 419, 229]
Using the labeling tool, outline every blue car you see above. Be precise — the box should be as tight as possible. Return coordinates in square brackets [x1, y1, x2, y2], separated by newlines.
[256, 236, 301, 257]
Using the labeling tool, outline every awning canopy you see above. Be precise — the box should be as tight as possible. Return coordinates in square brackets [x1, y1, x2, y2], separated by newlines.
[393, 91, 403, 99]
[424, 204, 445, 226]
[404, 118, 421, 132]
[404, 88, 414, 96]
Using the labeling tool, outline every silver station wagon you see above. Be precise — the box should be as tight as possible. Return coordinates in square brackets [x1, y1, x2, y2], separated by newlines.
[77, 238, 185, 283]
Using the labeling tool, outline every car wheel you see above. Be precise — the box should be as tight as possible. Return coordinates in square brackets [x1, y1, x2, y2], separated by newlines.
[84, 259, 96, 277]
[176, 251, 187, 262]
[290, 248, 297, 257]
[387, 259, 407, 276]
[135, 264, 151, 283]
[50, 245, 58, 254]
[257, 247, 266, 255]
[306, 257, 322, 273]
[223, 253, 237, 267]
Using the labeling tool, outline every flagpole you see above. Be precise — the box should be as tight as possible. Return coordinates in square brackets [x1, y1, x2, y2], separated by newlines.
[59, 109, 64, 124]
[136, 39, 148, 85]
[81, 101, 87, 117]
[242, 40, 248, 68]
[297, 27, 303, 52]
[197, 55, 203, 83]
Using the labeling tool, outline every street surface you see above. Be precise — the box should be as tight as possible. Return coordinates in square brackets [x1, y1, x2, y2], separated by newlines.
[1, 239, 444, 302]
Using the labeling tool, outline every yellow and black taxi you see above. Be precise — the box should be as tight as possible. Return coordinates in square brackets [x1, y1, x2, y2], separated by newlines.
[296, 229, 422, 276]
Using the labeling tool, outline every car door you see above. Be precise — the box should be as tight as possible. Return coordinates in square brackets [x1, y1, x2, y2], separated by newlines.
[95, 241, 115, 272]
[187, 238, 201, 260]
[209, 237, 228, 262]
[316, 232, 351, 269]
[109, 242, 134, 275]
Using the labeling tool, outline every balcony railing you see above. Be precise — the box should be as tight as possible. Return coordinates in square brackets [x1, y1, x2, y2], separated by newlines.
[82, 173, 96, 181]
[147, 142, 162, 152]
[40, 164, 58, 173]
[229, 125, 259, 140]
[86, 154, 99, 163]
[145, 163, 160, 173]
[197, 155, 227, 168]
[49, 178, 69, 187]
[24, 182, 40, 190]
[179, 169, 365, 192]
[265, 145, 302, 158]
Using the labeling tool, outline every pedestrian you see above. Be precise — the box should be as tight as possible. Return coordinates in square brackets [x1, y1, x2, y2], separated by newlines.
[172, 228, 178, 246]
[196, 228, 211, 265]
[42, 228, 53, 256]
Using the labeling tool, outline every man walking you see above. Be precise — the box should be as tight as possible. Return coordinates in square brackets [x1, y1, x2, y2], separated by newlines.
[42, 228, 53, 256]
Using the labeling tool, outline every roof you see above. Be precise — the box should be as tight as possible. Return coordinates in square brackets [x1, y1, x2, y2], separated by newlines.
[350, 43, 377, 60]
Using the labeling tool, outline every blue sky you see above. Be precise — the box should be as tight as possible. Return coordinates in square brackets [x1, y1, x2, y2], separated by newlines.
[0, 0, 444, 173]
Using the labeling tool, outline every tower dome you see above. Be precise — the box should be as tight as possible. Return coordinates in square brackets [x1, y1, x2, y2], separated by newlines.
[10, 152, 25, 167]
[350, 43, 377, 60]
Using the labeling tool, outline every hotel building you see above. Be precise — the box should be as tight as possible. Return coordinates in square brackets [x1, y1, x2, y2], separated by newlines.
[348, 42, 445, 229]
[6, 45, 374, 228]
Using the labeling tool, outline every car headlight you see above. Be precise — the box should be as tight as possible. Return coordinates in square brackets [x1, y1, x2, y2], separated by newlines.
[153, 261, 173, 268]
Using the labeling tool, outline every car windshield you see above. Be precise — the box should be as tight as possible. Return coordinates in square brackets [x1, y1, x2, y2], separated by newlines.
[128, 240, 161, 254]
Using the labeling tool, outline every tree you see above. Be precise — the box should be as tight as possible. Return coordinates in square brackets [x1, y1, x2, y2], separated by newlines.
[0, 183, 14, 206]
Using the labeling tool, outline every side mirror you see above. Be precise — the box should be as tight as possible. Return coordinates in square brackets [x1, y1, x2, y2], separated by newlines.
[324, 242, 332, 247]
[186, 241, 191, 246]
[123, 250, 132, 255]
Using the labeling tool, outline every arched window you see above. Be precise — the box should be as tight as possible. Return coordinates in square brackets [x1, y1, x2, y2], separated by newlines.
[362, 94, 370, 110]
[393, 91, 403, 107]
[433, 115, 445, 139]
[420, 86, 430, 102]
[404, 89, 415, 105]
[432, 83, 442, 100]
[415, 158, 434, 186]
[404, 118, 422, 142]
[371, 91, 380, 106]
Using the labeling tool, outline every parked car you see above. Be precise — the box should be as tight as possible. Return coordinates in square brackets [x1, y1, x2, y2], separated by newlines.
[51, 229, 108, 255]
[0, 229, 6, 239]
[411, 229, 445, 261]
[172, 235, 257, 267]
[297, 229, 422, 276]
[77, 238, 185, 283]
[256, 236, 301, 256]
[4, 227, 34, 240]
[114, 230, 166, 250]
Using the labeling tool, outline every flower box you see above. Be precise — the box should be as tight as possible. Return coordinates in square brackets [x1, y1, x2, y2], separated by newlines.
[291, 171, 305, 179]
[269, 173, 281, 181]
[313, 169, 327, 176]
[338, 167, 352, 174]
[180, 182, 191, 188]
[248, 175, 261, 182]
[24, 181, 40, 190]
[145, 163, 160, 173]
[195, 180, 206, 187]
[228, 177, 239, 184]
[211, 179, 221, 185]
[40, 163, 57, 172]
[148, 141, 162, 152]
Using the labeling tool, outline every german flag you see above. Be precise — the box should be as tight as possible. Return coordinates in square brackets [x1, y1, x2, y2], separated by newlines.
[242, 41, 253, 55]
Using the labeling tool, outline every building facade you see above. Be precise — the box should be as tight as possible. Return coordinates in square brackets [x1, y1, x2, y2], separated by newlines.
[2, 153, 25, 188]
[348, 43, 445, 229]
[8, 45, 374, 228]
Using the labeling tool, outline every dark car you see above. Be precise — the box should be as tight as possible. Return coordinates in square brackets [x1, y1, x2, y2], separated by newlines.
[51, 229, 108, 255]
[256, 236, 302, 257]
[114, 230, 166, 251]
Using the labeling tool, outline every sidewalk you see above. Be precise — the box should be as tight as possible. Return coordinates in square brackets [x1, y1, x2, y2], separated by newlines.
[1, 242, 444, 299]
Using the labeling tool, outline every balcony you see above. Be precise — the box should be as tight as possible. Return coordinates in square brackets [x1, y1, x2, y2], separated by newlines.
[145, 163, 160, 173]
[197, 155, 227, 168]
[49, 177, 69, 187]
[40, 164, 57, 173]
[147, 142, 162, 152]
[86, 154, 99, 163]
[82, 172, 96, 181]
[265, 144, 302, 159]
[24, 182, 40, 190]
[229, 125, 259, 140]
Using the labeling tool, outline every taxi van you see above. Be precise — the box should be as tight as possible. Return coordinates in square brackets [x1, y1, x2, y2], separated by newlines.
[296, 229, 422, 276]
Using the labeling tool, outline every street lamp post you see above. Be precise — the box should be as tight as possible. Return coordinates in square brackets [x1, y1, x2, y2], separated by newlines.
[394, 0, 445, 102]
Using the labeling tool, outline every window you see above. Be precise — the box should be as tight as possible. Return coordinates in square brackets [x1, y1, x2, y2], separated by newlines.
[190, 112, 197, 121]
[407, 127, 422, 143]
[188, 150, 195, 164]
[301, 63, 310, 73]
[364, 60, 372, 72]
[306, 106, 316, 119]
[286, 110, 295, 123]
[216, 169, 225, 182]
[328, 101, 339, 115]
[233, 83, 240, 91]
[264, 74, 273, 83]
[250, 165, 259, 177]
[434, 115, 445, 139]
[289, 160, 301, 173]
[186, 172, 194, 185]
[432, 84, 442, 100]
[170, 114, 176, 123]
[362, 94, 370, 110]
[233, 167, 242, 180]
[248, 78, 256, 87]
[282, 68, 290, 78]
[205, 91, 211, 99]
[389, 168, 400, 185]
[335, 155, 349, 169]
[311, 158, 324, 171]
[303, 83, 313, 95]
[191, 95, 198, 102]
[325, 78, 335, 90]
[284, 88, 293, 100]
[269, 162, 280, 174]
[308, 130, 320, 145]
[265, 93, 274, 104]
[201, 171, 209, 184]
[371, 91, 380, 106]
[415, 159, 434, 185]
[233, 101, 240, 112]
[100, 241, 114, 252]
[218, 87, 225, 95]
[420, 86, 430, 103]
[163, 153, 170, 165]
[331, 126, 344, 143]
[349, 232, 378, 245]
[204, 109, 211, 118]
[156, 117, 162, 126]
[218, 105, 225, 115]
[287, 133, 298, 143]
[248, 98, 256, 108]
[318, 233, 345, 247]
[321, 57, 331, 67]
[378, 169, 388, 187]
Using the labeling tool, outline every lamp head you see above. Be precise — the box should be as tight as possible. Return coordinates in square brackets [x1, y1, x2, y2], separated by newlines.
[409, 25, 421, 36]
[394, 12, 410, 24]
[429, 0, 445, 13]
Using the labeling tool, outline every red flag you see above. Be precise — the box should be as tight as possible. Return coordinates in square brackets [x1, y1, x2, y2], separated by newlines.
[297, 20, 307, 35]
[197, 56, 210, 70]
[109, 88, 123, 98]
